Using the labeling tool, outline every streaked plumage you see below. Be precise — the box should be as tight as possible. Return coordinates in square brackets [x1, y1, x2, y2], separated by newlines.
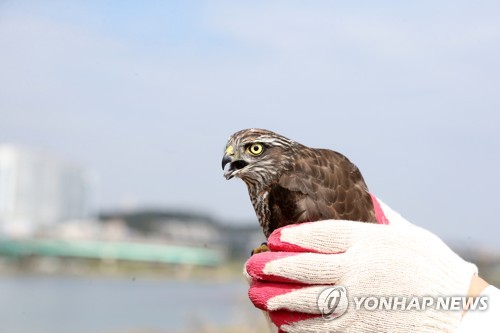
[222, 129, 377, 238]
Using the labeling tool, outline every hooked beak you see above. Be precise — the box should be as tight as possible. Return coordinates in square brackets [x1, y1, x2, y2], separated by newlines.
[222, 154, 232, 172]
[222, 152, 248, 180]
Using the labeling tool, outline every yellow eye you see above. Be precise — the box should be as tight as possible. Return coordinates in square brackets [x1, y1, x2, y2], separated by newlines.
[247, 143, 264, 156]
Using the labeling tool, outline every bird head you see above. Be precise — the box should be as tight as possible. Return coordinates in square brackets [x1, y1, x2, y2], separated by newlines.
[222, 129, 296, 187]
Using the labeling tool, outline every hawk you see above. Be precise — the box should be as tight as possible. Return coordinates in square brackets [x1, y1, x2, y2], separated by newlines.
[222, 129, 381, 244]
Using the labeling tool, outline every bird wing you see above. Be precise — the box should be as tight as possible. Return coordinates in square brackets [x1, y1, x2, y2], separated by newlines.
[274, 148, 377, 225]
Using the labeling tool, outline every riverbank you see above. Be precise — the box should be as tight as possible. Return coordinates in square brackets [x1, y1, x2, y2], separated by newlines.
[0, 256, 247, 281]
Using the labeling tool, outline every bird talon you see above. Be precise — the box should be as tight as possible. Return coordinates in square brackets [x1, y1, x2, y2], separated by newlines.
[251, 242, 270, 256]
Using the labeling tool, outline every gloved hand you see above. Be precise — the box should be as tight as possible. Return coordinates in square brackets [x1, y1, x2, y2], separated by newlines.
[245, 220, 478, 333]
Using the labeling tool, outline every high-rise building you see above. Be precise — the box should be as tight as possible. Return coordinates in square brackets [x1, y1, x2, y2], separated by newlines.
[0, 144, 94, 235]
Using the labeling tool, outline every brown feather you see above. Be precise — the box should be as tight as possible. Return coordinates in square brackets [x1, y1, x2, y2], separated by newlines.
[223, 129, 377, 238]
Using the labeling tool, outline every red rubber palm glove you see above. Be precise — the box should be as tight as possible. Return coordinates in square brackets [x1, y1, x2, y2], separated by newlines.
[245, 220, 477, 333]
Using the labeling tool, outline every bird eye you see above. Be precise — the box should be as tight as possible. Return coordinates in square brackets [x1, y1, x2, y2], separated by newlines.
[247, 143, 264, 156]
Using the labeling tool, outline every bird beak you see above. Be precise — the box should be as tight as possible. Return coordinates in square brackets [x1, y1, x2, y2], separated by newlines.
[222, 152, 236, 180]
[222, 153, 232, 171]
[222, 146, 248, 180]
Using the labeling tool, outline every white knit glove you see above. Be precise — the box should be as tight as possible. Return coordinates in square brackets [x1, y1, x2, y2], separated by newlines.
[245, 220, 478, 333]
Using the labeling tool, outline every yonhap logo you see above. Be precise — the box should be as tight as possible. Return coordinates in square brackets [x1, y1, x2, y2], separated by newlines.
[317, 286, 349, 320]
[316, 287, 488, 322]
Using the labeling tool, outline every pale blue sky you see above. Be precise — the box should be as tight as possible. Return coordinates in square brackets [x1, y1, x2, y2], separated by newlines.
[1, 1, 499, 248]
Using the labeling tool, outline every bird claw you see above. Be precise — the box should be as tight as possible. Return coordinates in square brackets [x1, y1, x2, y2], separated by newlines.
[251, 242, 270, 256]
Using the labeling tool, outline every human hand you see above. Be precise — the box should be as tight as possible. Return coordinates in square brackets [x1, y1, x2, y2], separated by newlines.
[245, 220, 478, 333]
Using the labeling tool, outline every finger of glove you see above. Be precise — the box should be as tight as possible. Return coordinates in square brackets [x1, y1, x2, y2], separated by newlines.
[249, 280, 302, 311]
[249, 281, 332, 313]
[268, 220, 380, 253]
[246, 251, 347, 284]
[277, 314, 353, 333]
[246, 252, 304, 283]
[269, 310, 320, 332]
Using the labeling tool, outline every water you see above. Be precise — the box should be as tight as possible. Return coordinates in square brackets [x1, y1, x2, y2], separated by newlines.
[0, 275, 262, 333]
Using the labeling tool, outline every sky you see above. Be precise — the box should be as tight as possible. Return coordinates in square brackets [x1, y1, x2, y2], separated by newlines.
[0, 1, 499, 248]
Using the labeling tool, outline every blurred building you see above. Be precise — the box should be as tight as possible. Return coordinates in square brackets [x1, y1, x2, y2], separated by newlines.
[99, 210, 222, 245]
[0, 144, 94, 235]
[99, 209, 264, 259]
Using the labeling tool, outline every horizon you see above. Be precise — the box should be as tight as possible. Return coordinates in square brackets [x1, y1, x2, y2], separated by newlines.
[1, 1, 499, 249]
